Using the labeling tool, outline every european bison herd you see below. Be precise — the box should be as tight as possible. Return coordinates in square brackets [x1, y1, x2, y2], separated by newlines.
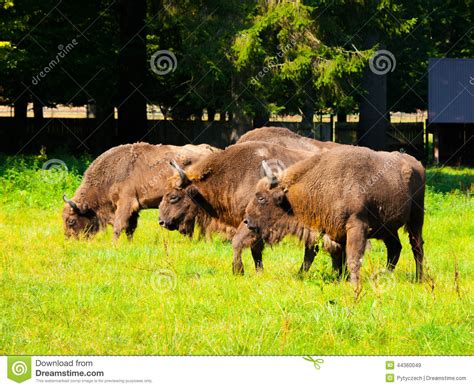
[63, 126, 425, 289]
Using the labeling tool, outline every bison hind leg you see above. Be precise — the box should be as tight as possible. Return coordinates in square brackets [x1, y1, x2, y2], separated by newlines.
[345, 219, 369, 290]
[384, 231, 402, 272]
[406, 202, 425, 282]
[407, 224, 424, 282]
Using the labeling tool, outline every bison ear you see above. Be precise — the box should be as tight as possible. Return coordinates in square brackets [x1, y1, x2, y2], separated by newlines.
[186, 185, 217, 217]
[174, 153, 193, 167]
[272, 190, 286, 206]
[199, 167, 212, 180]
[272, 189, 292, 214]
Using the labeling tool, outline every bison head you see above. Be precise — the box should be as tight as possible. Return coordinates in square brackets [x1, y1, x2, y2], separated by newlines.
[159, 161, 214, 236]
[62, 195, 99, 238]
[244, 160, 292, 244]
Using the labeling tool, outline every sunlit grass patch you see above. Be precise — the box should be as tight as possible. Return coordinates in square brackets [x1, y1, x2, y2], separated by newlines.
[1, 155, 473, 355]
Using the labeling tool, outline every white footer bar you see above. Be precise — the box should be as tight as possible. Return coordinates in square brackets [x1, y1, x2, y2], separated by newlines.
[2, 356, 471, 387]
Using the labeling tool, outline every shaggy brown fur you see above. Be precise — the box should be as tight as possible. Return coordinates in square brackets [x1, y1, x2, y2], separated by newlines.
[62, 142, 218, 240]
[244, 145, 425, 288]
[159, 141, 321, 274]
[237, 126, 339, 153]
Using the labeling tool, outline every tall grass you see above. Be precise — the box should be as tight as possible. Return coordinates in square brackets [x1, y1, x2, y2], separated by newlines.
[1, 153, 473, 355]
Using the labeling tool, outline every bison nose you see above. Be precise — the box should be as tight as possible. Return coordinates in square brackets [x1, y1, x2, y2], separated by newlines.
[244, 218, 259, 232]
[159, 219, 177, 231]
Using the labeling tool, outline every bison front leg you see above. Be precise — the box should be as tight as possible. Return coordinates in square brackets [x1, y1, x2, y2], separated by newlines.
[330, 248, 348, 280]
[231, 223, 249, 275]
[231, 222, 262, 274]
[298, 244, 318, 274]
[113, 199, 140, 241]
[250, 235, 264, 272]
[345, 220, 368, 291]
[323, 236, 347, 279]
[125, 212, 139, 241]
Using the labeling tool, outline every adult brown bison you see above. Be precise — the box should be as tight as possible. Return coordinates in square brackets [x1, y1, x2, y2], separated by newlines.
[62, 142, 217, 239]
[244, 145, 425, 289]
[237, 126, 339, 153]
[238, 125, 343, 271]
[159, 141, 322, 274]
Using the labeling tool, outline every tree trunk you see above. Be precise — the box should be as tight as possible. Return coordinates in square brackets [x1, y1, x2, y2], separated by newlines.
[33, 99, 43, 119]
[14, 95, 28, 119]
[117, 0, 147, 144]
[358, 33, 387, 151]
[94, 102, 116, 153]
[14, 94, 28, 148]
[207, 108, 216, 122]
[337, 112, 347, 122]
[230, 73, 252, 142]
[301, 95, 315, 131]
[253, 105, 270, 128]
[32, 97, 44, 136]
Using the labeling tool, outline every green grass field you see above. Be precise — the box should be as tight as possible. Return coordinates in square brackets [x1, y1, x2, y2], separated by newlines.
[1, 153, 473, 355]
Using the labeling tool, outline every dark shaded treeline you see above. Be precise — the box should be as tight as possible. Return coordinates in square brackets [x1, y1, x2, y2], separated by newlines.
[0, 0, 472, 153]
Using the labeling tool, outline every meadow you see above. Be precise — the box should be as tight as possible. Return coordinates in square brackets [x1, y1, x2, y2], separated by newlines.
[1, 152, 473, 355]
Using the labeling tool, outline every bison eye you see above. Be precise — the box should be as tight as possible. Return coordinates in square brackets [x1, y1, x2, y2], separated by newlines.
[67, 219, 76, 226]
[169, 195, 180, 204]
[257, 196, 266, 205]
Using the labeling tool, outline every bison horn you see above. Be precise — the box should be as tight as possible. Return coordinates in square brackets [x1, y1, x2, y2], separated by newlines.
[63, 194, 81, 214]
[262, 160, 279, 187]
[170, 160, 190, 187]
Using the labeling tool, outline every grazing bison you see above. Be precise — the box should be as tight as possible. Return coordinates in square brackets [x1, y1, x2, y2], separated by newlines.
[238, 125, 344, 271]
[159, 141, 322, 274]
[244, 145, 425, 289]
[237, 126, 339, 153]
[62, 142, 217, 239]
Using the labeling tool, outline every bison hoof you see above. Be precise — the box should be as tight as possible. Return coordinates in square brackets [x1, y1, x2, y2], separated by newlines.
[232, 265, 245, 276]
